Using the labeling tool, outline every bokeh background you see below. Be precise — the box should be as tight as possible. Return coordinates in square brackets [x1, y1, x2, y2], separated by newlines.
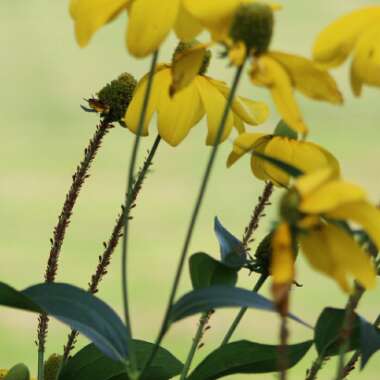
[1, 0, 380, 378]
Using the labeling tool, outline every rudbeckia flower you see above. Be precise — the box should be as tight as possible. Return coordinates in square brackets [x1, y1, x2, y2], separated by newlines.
[69, 0, 204, 57]
[313, 6, 380, 96]
[227, 130, 339, 186]
[124, 44, 269, 146]
[271, 169, 379, 293]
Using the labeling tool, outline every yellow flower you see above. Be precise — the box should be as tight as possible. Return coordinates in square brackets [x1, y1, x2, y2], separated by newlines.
[124, 57, 269, 146]
[272, 169, 379, 293]
[69, 0, 203, 57]
[227, 131, 339, 187]
[313, 6, 380, 96]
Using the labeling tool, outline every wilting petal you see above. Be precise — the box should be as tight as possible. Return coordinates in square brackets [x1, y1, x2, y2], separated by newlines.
[313, 6, 380, 68]
[269, 51, 343, 104]
[127, 0, 180, 57]
[300, 180, 367, 214]
[124, 66, 169, 135]
[271, 223, 295, 285]
[251, 56, 308, 135]
[195, 77, 234, 145]
[170, 44, 209, 95]
[350, 24, 380, 96]
[303, 224, 376, 292]
[174, 4, 203, 41]
[70, 0, 128, 47]
[328, 201, 380, 249]
[158, 81, 204, 146]
[209, 78, 269, 126]
[227, 132, 268, 167]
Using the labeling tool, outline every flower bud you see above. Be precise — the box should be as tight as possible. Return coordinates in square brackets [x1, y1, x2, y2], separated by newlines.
[44, 354, 62, 380]
[95, 72, 137, 125]
[229, 2, 274, 55]
[280, 189, 301, 225]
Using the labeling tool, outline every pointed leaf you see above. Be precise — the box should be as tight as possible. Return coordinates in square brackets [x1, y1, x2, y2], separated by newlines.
[314, 307, 360, 357]
[252, 151, 304, 178]
[189, 253, 238, 290]
[359, 317, 380, 369]
[3, 364, 30, 380]
[59, 341, 183, 380]
[0, 282, 42, 313]
[168, 286, 310, 328]
[22, 283, 129, 361]
[214, 217, 246, 269]
[188, 340, 312, 379]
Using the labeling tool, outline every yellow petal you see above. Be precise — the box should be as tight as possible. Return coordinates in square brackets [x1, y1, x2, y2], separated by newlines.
[271, 223, 295, 285]
[250, 56, 308, 135]
[170, 44, 209, 96]
[195, 76, 234, 145]
[268, 51, 343, 104]
[127, 0, 179, 57]
[157, 81, 204, 146]
[313, 6, 380, 68]
[124, 66, 169, 136]
[301, 224, 376, 292]
[227, 132, 268, 167]
[250, 136, 272, 181]
[295, 168, 336, 198]
[300, 180, 367, 214]
[70, 0, 127, 47]
[328, 201, 380, 250]
[350, 24, 380, 96]
[174, 4, 203, 41]
[233, 114, 245, 134]
[209, 78, 269, 126]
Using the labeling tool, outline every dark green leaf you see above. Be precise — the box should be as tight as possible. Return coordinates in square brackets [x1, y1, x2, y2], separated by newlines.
[314, 307, 360, 357]
[23, 283, 129, 362]
[169, 286, 310, 328]
[3, 364, 30, 380]
[359, 317, 380, 369]
[189, 253, 238, 290]
[188, 340, 312, 379]
[274, 120, 298, 140]
[252, 151, 304, 178]
[0, 282, 42, 313]
[214, 217, 246, 269]
[59, 341, 183, 380]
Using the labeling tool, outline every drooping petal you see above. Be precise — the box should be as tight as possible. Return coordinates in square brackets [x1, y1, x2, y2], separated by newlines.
[124, 66, 169, 135]
[350, 24, 380, 96]
[209, 78, 270, 126]
[268, 51, 343, 104]
[327, 201, 380, 250]
[157, 79, 204, 146]
[170, 44, 210, 95]
[313, 6, 380, 68]
[250, 136, 272, 181]
[127, 0, 180, 57]
[233, 114, 245, 134]
[300, 180, 367, 214]
[70, 0, 128, 47]
[174, 4, 203, 41]
[195, 76, 234, 145]
[250, 55, 308, 135]
[227, 132, 268, 167]
[271, 223, 295, 285]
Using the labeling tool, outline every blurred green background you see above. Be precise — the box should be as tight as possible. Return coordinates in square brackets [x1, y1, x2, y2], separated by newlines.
[1, 0, 380, 378]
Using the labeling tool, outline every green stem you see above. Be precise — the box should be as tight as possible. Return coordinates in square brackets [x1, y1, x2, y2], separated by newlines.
[121, 50, 159, 375]
[180, 312, 211, 380]
[38, 350, 44, 380]
[221, 273, 268, 346]
[140, 60, 246, 378]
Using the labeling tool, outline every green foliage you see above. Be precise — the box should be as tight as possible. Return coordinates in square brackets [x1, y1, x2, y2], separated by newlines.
[359, 317, 380, 369]
[274, 120, 298, 140]
[3, 364, 29, 380]
[188, 340, 312, 379]
[189, 252, 238, 289]
[59, 342, 183, 380]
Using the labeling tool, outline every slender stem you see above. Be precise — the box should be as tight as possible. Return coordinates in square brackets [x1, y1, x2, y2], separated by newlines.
[121, 50, 159, 374]
[221, 273, 268, 345]
[305, 356, 329, 380]
[180, 312, 212, 380]
[38, 349, 44, 380]
[279, 316, 289, 380]
[36, 120, 112, 365]
[140, 61, 246, 377]
[62, 136, 161, 361]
